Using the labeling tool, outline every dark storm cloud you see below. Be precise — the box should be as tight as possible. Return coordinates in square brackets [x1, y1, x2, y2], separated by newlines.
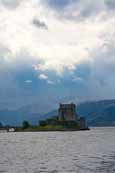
[76, 41, 115, 99]
[33, 19, 48, 30]
[105, 0, 115, 9]
[42, 0, 115, 21]
[42, 0, 105, 20]
[44, 0, 74, 10]
[0, 0, 23, 9]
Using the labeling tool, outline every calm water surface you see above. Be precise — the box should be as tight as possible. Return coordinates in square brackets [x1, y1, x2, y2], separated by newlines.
[0, 128, 115, 173]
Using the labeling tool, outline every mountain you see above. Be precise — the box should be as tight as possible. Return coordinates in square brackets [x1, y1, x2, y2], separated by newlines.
[0, 103, 56, 126]
[0, 99, 115, 126]
[77, 100, 115, 126]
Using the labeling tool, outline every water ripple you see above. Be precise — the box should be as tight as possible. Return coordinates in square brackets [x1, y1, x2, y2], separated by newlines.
[0, 128, 115, 173]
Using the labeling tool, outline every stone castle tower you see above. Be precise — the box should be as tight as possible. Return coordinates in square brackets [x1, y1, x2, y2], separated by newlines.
[58, 103, 77, 121]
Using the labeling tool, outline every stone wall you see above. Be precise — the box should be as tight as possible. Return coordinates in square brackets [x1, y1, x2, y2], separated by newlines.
[58, 103, 77, 121]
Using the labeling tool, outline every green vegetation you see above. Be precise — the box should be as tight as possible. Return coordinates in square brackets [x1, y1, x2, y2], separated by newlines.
[16, 124, 66, 132]
[22, 121, 30, 129]
[16, 123, 89, 132]
[15, 116, 89, 132]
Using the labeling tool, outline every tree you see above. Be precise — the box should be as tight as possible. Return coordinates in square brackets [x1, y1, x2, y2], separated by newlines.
[0, 122, 3, 128]
[39, 120, 47, 126]
[22, 121, 30, 129]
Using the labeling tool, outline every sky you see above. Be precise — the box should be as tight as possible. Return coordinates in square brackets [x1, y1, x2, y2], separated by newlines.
[0, 0, 115, 111]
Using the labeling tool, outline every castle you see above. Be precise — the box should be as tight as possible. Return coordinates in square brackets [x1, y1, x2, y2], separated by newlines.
[39, 103, 88, 130]
[58, 103, 86, 129]
[59, 103, 77, 121]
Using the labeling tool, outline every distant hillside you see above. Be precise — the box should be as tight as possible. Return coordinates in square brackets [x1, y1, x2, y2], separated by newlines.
[0, 99, 115, 126]
[77, 100, 115, 126]
[0, 108, 42, 126]
[0, 107, 58, 126]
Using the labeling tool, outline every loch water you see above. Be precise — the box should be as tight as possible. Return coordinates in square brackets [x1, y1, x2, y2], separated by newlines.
[0, 128, 115, 173]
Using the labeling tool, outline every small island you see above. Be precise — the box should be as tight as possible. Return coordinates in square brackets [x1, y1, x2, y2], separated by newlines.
[16, 103, 89, 132]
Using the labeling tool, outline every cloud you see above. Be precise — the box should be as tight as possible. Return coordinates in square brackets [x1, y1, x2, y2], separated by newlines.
[0, 0, 115, 108]
[33, 19, 48, 30]
[38, 74, 55, 85]
[39, 74, 48, 80]
[0, 0, 114, 75]
[43, 0, 73, 10]
[0, 0, 115, 75]
[105, 0, 115, 9]
[42, 0, 106, 20]
[25, 80, 32, 83]
[0, 0, 23, 9]
[72, 39, 115, 99]
[47, 80, 55, 85]
[42, 0, 115, 21]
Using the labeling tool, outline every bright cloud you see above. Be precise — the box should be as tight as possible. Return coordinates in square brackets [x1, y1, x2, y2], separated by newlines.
[39, 74, 48, 80]
[0, 0, 115, 75]
[25, 80, 32, 83]
[47, 80, 55, 85]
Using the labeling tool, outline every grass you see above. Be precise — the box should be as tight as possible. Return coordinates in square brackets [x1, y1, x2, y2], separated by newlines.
[16, 125, 66, 132]
[16, 124, 89, 132]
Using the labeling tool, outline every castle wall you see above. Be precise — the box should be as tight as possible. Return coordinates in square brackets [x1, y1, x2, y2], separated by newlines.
[59, 103, 77, 121]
